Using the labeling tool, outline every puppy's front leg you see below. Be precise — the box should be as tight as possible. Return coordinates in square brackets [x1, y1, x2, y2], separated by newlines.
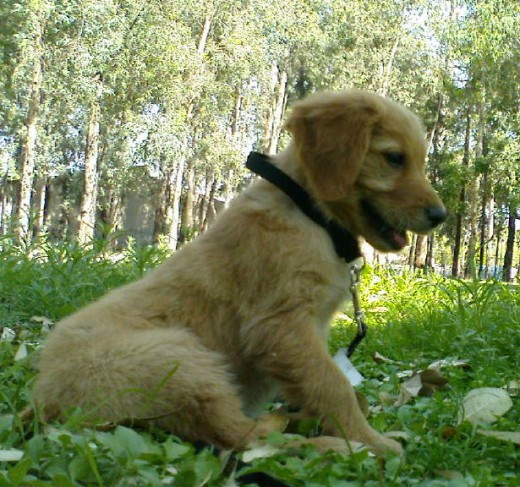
[243, 319, 402, 455]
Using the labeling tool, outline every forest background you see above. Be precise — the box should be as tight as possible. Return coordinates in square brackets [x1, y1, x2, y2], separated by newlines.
[1, 0, 519, 280]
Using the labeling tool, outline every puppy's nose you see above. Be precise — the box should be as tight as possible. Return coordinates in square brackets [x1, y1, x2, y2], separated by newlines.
[426, 206, 447, 228]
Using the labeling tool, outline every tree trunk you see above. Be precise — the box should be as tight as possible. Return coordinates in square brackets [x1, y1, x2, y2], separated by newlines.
[152, 166, 173, 244]
[197, 14, 212, 54]
[408, 235, 416, 268]
[199, 172, 217, 233]
[493, 217, 503, 278]
[45, 175, 68, 241]
[1, 172, 13, 234]
[167, 157, 187, 250]
[477, 103, 490, 278]
[464, 176, 480, 279]
[16, 28, 43, 243]
[32, 176, 47, 238]
[425, 234, 434, 270]
[379, 35, 400, 97]
[478, 186, 493, 279]
[414, 235, 427, 270]
[263, 64, 288, 154]
[478, 175, 487, 278]
[452, 112, 471, 277]
[78, 101, 101, 244]
[465, 98, 486, 279]
[267, 69, 288, 155]
[503, 205, 516, 282]
[452, 208, 464, 277]
[231, 85, 242, 143]
[179, 165, 195, 244]
[98, 185, 123, 240]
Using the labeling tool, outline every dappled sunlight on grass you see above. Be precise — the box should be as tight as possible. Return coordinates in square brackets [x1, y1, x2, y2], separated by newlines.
[1, 243, 519, 485]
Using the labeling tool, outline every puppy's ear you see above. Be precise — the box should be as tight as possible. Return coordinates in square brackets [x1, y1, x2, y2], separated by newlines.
[286, 92, 382, 201]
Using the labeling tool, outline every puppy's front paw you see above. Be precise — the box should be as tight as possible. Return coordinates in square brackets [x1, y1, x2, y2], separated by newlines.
[367, 433, 404, 456]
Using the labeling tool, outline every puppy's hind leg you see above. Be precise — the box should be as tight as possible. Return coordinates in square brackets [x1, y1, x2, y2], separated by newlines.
[34, 326, 279, 451]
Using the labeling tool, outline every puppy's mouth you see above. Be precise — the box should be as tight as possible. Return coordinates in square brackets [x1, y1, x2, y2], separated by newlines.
[361, 199, 408, 251]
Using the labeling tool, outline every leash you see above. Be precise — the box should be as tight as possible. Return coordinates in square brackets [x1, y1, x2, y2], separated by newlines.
[347, 262, 367, 357]
[245, 152, 367, 357]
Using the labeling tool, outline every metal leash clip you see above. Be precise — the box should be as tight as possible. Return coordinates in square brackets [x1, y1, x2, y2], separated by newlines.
[346, 262, 368, 357]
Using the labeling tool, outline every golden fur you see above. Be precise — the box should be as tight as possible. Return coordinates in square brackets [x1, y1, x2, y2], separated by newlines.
[33, 90, 445, 455]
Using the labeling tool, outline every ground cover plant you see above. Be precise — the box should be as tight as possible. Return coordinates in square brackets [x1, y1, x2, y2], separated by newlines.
[1, 238, 519, 486]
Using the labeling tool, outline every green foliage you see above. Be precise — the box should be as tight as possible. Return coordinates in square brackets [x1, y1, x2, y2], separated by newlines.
[331, 265, 520, 379]
[1, 243, 519, 485]
[0, 234, 170, 323]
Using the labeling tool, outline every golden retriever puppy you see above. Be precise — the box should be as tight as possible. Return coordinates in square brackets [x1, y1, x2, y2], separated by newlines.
[33, 90, 446, 456]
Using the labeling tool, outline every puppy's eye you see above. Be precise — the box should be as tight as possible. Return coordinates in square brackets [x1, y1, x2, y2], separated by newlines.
[385, 152, 406, 168]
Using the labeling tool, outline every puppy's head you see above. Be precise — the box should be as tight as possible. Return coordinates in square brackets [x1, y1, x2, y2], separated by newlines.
[285, 90, 446, 252]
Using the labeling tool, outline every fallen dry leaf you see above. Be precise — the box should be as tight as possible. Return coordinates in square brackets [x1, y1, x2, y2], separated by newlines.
[403, 374, 423, 396]
[241, 443, 281, 462]
[394, 369, 449, 407]
[30, 315, 54, 332]
[373, 352, 401, 365]
[476, 429, 520, 445]
[458, 387, 513, 425]
[0, 327, 16, 342]
[418, 369, 449, 397]
[30, 315, 54, 326]
[0, 449, 24, 462]
[505, 379, 519, 396]
[379, 391, 397, 406]
[441, 425, 457, 440]
[428, 358, 470, 371]
[14, 343, 28, 361]
[435, 470, 465, 480]
[394, 376, 419, 407]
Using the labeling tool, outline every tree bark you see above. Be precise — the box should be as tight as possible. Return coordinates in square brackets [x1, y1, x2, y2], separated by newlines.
[152, 166, 173, 244]
[477, 101, 490, 278]
[425, 235, 434, 270]
[464, 176, 480, 279]
[262, 64, 288, 154]
[452, 111, 471, 277]
[0, 174, 15, 235]
[408, 235, 416, 269]
[197, 14, 212, 54]
[503, 205, 516, 282]
[380, 35, 400, 97]
[16, 27, 43, 243]
[98, 185, 123, 237]
[478, 186, 493, 278]
[167, 157, 186, 250]
[199, 172, 217, 233]
[179, 165, 195, 244]
[78, 101, 101, 244]
[267, 69, 288, 155]
[465, 97, 486, 279]
[414, 235, 427, 270]
[32, 176, 47, 238]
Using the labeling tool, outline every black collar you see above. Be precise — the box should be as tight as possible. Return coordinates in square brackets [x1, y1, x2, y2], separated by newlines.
[246, 151, 361, 263]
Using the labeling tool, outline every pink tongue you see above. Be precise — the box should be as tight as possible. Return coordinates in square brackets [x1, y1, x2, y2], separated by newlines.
[391, 231, 408, 249]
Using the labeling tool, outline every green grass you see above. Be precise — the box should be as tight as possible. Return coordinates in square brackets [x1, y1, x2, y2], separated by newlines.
[1, 237, 519, 486]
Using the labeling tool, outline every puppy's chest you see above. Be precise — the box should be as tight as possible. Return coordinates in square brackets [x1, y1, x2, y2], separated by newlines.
[314, 265, 352, 334]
